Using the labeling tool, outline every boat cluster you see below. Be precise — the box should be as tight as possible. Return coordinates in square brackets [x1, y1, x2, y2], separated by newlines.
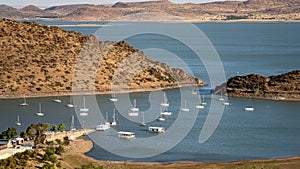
[16, 95, 74, 126]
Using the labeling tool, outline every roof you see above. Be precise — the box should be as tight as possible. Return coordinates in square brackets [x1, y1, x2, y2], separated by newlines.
[149, 126, 165, 129]
[118, 131, 135, 135]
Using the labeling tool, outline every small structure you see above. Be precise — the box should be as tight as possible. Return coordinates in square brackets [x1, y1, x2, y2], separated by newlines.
[117, 131, 135, 139]
[148, 126, 165, 134]
[12, 138, 24, 145]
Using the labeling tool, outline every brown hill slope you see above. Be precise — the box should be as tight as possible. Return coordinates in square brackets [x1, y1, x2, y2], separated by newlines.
[223, 70, 300, 100]
[0, 19, 204, 97]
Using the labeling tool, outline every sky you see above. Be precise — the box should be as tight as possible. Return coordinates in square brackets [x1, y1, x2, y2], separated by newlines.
[0, 0, 235, 8]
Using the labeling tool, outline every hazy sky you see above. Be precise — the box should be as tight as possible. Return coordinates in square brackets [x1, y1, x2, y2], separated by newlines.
[0, 0, 234, 8]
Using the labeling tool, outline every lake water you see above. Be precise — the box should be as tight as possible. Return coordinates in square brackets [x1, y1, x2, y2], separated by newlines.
[1, 21, 300, 162]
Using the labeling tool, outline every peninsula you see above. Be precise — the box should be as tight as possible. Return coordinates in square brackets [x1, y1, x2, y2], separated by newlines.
[0, 18, 205, 98]
[215, 70, 300, 101]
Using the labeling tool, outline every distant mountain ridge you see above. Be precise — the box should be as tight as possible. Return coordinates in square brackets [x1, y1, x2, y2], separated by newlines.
[0, 0, 299, 21]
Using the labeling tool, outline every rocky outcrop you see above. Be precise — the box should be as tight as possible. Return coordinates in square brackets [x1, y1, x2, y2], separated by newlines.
[0, 19, 204, 97]
[218, 71, 300, 101]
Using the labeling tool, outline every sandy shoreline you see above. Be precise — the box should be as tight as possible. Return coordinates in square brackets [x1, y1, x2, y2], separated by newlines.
[61, 139, 300, 169]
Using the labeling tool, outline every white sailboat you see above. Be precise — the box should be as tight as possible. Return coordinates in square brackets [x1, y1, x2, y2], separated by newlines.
[244, 107, 254, 111]
[53, 98, 62, 103]
[218, 90, 225, 101]
[181, 100, 190, 112]
[201, 95, 207, 106]
[15, 114, 21, 126]
[223, 101, 230, 106]
[129, 99, 139, 116]
[66, 97, 74, 108]
[192, 89, 198, 95]
[160, 92, 169, 107]
[36, 103, 44, 116]
[109, 92, 118, 102]
[130, 99, 139, 111]
[80, 97, 88, 116]
[160, 106, 172, 116]
[96, 112, 111, 131]
[244, 99, 254, 111]
[140, 112, 146, 126]
[195, 94, 205, 109]
[110, 108, 117, 126]
[156, 116, 165, 122]
[70, 115, 76, 131]
[20, 95, 29, 106]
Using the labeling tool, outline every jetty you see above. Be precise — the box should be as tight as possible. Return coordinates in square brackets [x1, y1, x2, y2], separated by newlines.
[44, 129, 95, 142]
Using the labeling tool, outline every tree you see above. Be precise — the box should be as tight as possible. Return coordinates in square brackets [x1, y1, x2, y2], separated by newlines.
[58, 123, 65, 132]
[0, 128, 17, 139]
[50, 124, 57, 132]
[33, 123, 50, 146]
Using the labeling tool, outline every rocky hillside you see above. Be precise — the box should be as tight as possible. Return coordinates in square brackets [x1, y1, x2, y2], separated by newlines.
[0, 0, 300, 21]
[0, 19, 204, 97]
[222, 70, 300, 100]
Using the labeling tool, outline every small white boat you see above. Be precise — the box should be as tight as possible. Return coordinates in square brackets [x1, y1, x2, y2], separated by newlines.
[15, 115, 21, 126]
[36, 103, 44, 116]
[129, 99, 139, 116]
[148, 126, 165, 133]
[110, 108, 117, 126]
[140, 112, 146, 126]
[192, 89, 198, 95]
[80, 97, 89, 116]
[109, 92, 118, 102]
[160, 107, 172, 116]
[130, 99, 139, 112]
[181, 100, 190, 112]
[160, 92, 169, 107]
[244, 107, 254, 111]
[157, 116, 165, 122]
[96, 124, 110, 131]
[201, 95, 207, 106]
[118, 131, 135, 139]
[195, 104, 205, 109]
[53, 98, 62, 103]
[20, 95, 29, 106]
[223, 102, 230, 106]
[195, 94, 205, 109]
[218, 90, 225, 101]
[128, 110, 139, 117]
[70, 115, 76, 131]
[66, 97, 74, 108]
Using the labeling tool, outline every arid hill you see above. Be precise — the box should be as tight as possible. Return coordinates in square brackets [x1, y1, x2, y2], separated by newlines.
[0, 0, 300, 21]
[217, 70, 300, 101]
[0, 18, 204, 97]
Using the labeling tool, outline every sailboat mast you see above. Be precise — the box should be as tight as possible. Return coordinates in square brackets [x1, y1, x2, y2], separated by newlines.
[113, 108, 116, 122]
[70, 115, 74, 130]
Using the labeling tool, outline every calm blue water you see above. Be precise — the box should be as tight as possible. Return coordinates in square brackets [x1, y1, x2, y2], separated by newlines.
[3, 21, 300, 162]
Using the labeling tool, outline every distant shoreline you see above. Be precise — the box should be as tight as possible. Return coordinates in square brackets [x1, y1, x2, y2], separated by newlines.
[0, 83, 203, 99]
[28, 19, 300, 23]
